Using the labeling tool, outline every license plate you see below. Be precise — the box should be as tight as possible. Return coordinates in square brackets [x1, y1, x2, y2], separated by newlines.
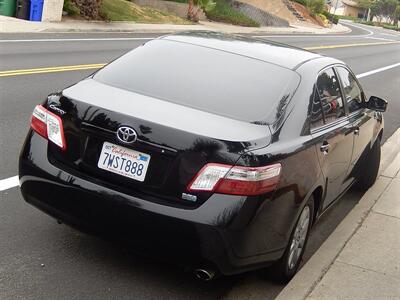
[97, 142, 150, 182]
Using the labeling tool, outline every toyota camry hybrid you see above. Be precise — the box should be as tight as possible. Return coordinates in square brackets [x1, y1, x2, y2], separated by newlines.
[19, 32, 387, 282]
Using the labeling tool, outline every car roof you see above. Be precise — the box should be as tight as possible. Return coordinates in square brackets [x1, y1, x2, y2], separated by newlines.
[159, 31, 322, 70]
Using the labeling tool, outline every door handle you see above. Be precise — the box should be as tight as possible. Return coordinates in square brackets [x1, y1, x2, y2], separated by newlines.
[320, 142, 330, 154]
[354, 127, 360, 135]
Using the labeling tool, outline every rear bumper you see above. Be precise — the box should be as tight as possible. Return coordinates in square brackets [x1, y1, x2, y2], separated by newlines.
[19, 132, 285, 275]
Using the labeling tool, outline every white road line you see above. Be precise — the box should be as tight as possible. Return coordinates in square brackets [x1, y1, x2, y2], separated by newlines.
[381, 33, 398, 37]
[0, 176, 19, 191]
[341, 21, 374, 36]
[254, 21, 374, 39]
[1, 62, 399, 192]
[365, 36, 396, 42]
[356, 62, 400, 79]
[0, 37, 154, 43]
[252, 34, 366, 38]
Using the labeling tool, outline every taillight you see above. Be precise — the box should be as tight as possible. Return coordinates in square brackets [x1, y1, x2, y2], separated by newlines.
[187, 163, 281, 196]
[30, 105, 66, 151]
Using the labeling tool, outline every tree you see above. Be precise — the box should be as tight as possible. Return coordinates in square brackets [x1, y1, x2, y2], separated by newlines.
[187, 0, 196, 21]
[356, 0, 374, 9]
[384, 0, 398, 22]
[355, 0, 374, 19]
[306, 0, 325, 15]
[370, 0, 398, 23]
[394, 4, 400, 25]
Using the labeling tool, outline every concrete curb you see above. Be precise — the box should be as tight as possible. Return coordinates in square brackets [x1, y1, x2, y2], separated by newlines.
[39, 27, 352, 35]
[276, 128, 400, 300]
[38, 28, 350, 35]
[0, 16, 351, 35]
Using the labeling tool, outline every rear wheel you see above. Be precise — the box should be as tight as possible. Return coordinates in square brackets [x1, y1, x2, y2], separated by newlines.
[273, 196, 314, 283]
[356, 137, 381, 191]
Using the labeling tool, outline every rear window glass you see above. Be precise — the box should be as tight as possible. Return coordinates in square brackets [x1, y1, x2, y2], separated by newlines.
[93, 40, 300, 123]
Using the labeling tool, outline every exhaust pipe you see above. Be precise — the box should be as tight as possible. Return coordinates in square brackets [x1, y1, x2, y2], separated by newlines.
[194, 269, 216, 281]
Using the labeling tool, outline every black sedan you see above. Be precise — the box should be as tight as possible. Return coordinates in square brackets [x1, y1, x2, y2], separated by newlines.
[19, 32, 387, 282]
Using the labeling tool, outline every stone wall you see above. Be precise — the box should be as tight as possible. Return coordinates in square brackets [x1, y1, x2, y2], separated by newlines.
[131, 0, 206, 21]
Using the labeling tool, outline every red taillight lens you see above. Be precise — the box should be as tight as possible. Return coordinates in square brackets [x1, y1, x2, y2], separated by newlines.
[187, 163, 281, 196]
[30, 105, 66, 150]
[31, 105, 48, 138]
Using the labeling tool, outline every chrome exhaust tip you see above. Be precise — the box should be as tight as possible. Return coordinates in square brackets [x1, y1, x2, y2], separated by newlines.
[194, 269, 215, 281]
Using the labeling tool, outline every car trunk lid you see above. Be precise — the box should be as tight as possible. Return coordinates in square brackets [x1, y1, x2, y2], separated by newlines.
[46, 79, 271, 207]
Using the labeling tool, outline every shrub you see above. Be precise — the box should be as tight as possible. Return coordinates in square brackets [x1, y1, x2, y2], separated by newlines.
[196, 0, 216, 12]
[337, 15, 358, 21]
[292, 0, 307, 5]
[307, 0, 325, 15]
[354, 20, 399, 31]
[71, 0, 101, 19]
[63, 0, 80, 16]
[317, 13, 329, 26]
[382, 23, 400, 31]
[321, 11, 339, 24]
[358, 20, 374, 25]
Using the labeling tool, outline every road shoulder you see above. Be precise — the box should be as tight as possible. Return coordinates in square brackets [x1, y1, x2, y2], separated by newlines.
[276, 128, 400, 300]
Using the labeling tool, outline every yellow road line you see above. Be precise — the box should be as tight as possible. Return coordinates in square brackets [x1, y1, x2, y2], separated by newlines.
[0, 41, 399, 77]
[0, 63, 106, 77]
[304, 40, 400, 50]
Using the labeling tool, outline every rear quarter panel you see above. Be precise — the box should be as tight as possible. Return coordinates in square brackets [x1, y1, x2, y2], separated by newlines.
[220, 61, 329, 258]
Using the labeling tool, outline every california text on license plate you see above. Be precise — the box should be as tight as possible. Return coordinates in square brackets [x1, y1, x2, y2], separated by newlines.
[97, 142, 151, 182]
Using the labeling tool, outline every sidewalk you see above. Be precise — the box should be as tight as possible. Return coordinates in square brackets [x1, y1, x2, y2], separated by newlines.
[0, 15, 350, 34]
[277, 129, 400, 300]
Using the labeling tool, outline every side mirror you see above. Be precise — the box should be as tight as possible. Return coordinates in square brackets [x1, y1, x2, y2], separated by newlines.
[367, 96, 388, 112]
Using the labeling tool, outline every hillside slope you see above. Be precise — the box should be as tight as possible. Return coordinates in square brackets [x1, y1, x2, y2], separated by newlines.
[238, 0, 298, 23]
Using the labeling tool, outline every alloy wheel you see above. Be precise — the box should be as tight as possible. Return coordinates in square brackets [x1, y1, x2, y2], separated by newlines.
[287, 205, 310, 270]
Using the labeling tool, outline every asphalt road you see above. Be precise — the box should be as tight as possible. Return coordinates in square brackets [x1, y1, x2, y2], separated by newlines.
[0, 21, 399, 299]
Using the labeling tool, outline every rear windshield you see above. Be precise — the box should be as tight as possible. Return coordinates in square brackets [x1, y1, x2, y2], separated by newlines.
[93, 39, 300, 123]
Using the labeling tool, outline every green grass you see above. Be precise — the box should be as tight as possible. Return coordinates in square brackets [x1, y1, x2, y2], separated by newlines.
[99, 0, 258, 27]
[336, 15, 358, 21]
[357, 20, 374, 26]
[99, 0, 192, 24]
[357, 20, 400, 32]
[206, 0, 259, 27]
[382, 24, 400, 31]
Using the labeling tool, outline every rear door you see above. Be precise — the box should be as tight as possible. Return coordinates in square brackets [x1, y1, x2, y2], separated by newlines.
[335, 66, 375, 179]
[311, 67, 354, 209]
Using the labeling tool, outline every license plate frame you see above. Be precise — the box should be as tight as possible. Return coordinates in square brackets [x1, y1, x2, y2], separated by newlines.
[97, 142, 151, 182]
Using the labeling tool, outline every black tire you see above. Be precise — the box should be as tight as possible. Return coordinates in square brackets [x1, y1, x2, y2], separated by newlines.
[272, 196, 314, 283]
[356, 137, 381, 191]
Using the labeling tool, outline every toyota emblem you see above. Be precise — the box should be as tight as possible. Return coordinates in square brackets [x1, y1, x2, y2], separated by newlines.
[116, 126, 137, 144]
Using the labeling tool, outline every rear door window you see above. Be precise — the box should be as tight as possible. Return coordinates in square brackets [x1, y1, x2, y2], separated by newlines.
[310, 87, 325, 129]
[336, 67, 364, 114]
[316, 68, 345, 124]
